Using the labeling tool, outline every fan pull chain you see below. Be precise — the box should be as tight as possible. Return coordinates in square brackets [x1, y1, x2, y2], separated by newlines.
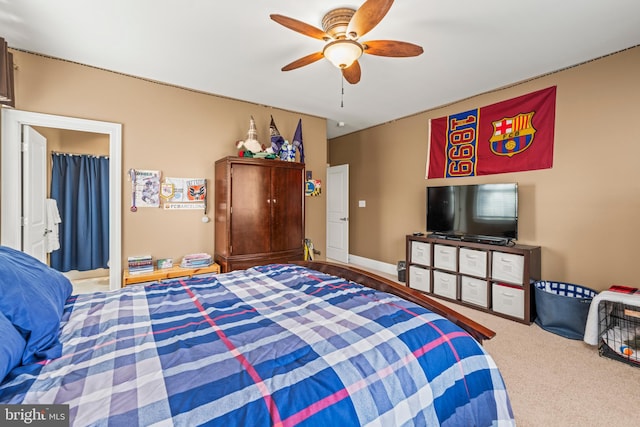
[340, 75, 345, 108]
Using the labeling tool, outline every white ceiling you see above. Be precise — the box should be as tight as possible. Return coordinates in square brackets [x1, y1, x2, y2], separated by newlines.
[2, 0, 639, 139]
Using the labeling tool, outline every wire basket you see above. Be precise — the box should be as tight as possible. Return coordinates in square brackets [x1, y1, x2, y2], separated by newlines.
[597, 300, 640, 367]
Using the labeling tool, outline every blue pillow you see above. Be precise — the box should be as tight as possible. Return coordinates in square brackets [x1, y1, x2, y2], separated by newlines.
[0, 246, 72, 364]
[0, 311, 26, 383]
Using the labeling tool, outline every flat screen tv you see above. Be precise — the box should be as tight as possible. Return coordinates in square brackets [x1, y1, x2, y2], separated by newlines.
[426, 183, 518, 243]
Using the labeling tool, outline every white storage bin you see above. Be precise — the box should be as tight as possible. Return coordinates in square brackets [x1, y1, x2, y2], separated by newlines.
[492, 252, 525, 285]
[459, 248, 487, 277]
[411, 241, 430, 266]
[408, 265, 430, 293]
[461, 276, 489, 307]
[433, 271, 457, 299]
[434, 244, 457, 272]
[492, 283, 525, 319]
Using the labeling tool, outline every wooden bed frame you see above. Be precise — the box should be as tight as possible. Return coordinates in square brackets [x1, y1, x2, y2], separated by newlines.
[294, 261, 495, 344]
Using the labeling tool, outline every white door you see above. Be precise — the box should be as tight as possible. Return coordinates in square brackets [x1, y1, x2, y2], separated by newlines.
[22, 126, 48, 263]
[326, 164, 349, 263]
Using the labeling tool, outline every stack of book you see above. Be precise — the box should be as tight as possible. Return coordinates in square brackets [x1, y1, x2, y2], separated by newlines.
[180, 253, 212, 268]
[128, 255, 154, 274]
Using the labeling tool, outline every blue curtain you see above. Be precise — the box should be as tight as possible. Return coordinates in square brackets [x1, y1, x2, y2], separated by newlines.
[50, 153, 110, 272]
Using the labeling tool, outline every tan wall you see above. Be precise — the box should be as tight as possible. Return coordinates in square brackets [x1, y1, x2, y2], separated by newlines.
[329, 46, 640, 292]
[38, 127, 110, 156]
[34, 127, 109, 198]
[5, 50, 327, 269]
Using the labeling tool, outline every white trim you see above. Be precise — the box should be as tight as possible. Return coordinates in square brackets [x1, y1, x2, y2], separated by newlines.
[1, 108, 122, 290]
[347, 254, 398, 277]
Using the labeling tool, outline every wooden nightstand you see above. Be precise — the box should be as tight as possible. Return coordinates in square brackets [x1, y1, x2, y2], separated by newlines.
[122, 263, 221, 286]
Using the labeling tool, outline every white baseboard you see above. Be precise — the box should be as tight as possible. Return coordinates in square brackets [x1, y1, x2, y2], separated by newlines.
[347, 254, 398, 277]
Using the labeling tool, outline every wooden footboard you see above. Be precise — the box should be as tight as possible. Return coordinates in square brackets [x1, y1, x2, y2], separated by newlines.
[293, 261, 495, 344]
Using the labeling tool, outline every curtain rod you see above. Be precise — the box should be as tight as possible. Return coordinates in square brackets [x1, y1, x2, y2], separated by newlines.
[51, 151, 109, 159]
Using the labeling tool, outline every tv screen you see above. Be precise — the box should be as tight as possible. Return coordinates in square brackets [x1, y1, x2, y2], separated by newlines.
[426, 183, 518, 242]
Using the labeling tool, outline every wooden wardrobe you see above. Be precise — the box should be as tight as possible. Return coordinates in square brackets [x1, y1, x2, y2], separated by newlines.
[214, 156, 305, 272]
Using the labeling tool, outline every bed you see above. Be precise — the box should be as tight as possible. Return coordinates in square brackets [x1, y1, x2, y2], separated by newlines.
[0, 247, 514, 426]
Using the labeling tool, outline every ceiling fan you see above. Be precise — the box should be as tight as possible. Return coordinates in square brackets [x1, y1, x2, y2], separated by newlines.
[270, 0, 423, 84]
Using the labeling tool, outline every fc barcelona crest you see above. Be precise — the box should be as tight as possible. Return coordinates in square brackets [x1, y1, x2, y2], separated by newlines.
[489, 112, 536, 157]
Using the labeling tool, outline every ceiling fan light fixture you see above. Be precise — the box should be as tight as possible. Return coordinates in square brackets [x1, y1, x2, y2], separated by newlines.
[271, 1, 420, 84]
[323, 40, 363, 69]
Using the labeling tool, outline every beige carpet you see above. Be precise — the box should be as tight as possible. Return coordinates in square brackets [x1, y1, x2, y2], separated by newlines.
[436, 298, 638, 426]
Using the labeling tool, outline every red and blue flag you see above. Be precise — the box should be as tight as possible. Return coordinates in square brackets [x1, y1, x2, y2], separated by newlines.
[427, 86, 556, 178]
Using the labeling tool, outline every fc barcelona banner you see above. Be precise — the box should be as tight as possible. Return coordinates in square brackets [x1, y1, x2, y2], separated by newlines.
[427, 86, 556, 178]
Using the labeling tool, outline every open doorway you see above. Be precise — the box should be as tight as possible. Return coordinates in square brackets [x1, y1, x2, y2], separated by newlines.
[1, 109, 122, 290]
[37, 126, 110, 284]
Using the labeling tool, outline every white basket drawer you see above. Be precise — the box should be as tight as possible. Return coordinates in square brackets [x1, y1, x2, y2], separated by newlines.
[461, 276, 489, 307]
[433, 271, 457, 299]
[408, 265, 430, 293]
[411, 241, 431, 266]
[492, 283, 525, 319]
[434, 244, 457, 271]
[492, 252, 525, 285]
[459, 248, 488, 277]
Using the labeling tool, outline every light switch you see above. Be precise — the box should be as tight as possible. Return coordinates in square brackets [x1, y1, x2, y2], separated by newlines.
[358, 200, 366, 207]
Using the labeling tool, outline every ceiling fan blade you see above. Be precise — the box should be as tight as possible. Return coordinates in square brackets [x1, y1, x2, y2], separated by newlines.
[346, 0, 394, 39]
[270, 14, 331, 41]
[342, 61, 361, 84]
[363, 40, 424, 57]
[282, 52, 324, 71]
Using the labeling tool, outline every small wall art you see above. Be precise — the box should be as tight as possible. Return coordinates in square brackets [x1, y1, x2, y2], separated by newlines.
[128, 169, 161, 210]
[161, 177, 207, 210]
[305, 179, 321, 197]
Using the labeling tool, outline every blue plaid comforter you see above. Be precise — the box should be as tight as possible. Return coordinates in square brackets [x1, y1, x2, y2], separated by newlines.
[0, 264, 514, 426]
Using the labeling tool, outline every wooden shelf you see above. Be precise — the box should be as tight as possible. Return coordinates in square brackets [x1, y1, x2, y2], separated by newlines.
[406, 235, 541, 324]
[123, 263, 220, 286]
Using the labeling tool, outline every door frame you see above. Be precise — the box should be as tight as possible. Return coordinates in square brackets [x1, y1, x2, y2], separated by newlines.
[1, 108, 123, 289]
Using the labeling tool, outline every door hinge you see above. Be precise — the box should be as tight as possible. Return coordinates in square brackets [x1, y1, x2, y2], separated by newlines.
[21, 217, 27, 226]
[21, 142, 27, 152]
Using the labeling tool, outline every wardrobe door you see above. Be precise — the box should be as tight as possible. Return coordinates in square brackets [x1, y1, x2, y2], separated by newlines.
[270, 165, 304, 253]
[230, 163, 271, 255]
